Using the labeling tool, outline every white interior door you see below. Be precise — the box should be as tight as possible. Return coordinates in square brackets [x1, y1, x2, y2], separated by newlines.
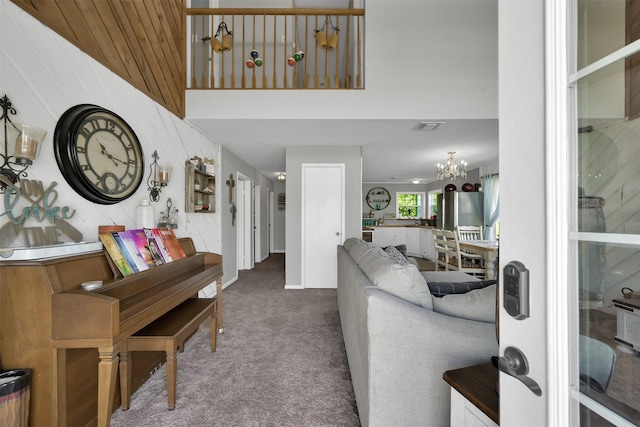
[254, 184, 261, 262]
[302, 163, 344, 289]
[236, 174, 254, 271]
[269, 189, 274, 254]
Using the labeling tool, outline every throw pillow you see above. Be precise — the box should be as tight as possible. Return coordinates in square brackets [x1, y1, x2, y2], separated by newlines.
[432, 284, 496, 323]
[427, 280, 497, 298]
[358, 253, 433, 310]
[383, 244, 408, 260]
[384, 245, 409, 264]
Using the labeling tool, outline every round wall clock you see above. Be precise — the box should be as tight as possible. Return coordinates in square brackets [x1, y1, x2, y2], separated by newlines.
[366, 187, 391, 210]
[54, 104, 144, 205]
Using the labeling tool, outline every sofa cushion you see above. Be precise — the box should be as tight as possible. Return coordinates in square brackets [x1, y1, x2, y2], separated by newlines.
[349, 240, 389, 265]
[432, 284, 496, 323]
[427, 279, 497, 298]
[343, 237, 362, 252]
[358, 250, 433, 310]
[384, 245, 409, 264]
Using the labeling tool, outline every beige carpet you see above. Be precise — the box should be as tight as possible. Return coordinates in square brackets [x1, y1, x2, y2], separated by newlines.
[110, 254, 360, 427]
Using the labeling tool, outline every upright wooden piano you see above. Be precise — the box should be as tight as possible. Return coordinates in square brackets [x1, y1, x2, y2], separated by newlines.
[0, 238, 223, 427]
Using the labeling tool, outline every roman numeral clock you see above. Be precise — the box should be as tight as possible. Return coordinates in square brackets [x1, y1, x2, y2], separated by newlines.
[54, 105, 144, 204]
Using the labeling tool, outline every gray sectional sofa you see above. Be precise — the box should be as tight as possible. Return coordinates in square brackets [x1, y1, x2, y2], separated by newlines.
[337, 238, 499, 427]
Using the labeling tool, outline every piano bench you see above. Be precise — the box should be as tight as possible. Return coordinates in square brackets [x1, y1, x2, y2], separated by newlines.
[119, 297, 217, 411]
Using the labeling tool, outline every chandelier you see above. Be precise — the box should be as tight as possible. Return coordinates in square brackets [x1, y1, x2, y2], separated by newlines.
[436, 151, 467, 181]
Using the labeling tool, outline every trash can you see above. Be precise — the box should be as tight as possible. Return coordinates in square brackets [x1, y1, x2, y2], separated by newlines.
[0, 369, 31, 427]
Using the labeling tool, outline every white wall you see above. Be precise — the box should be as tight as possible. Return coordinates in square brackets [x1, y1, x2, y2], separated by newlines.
[0, 2, 228, 293]
[220, 146, 264, 285]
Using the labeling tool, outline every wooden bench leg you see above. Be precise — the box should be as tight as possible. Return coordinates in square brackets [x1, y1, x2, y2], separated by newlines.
[119, 342, 131, 410]
[165, 342, 177, 410]
[210, 302, 217, 352]
[216, 281, 224, 334]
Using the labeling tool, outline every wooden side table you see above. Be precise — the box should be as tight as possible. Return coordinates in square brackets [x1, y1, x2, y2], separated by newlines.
[443, 362, 499, 426]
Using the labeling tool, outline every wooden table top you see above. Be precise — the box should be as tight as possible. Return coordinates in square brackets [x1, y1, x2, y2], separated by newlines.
[459, 240, 500, 252]
[443, 362, 499, 424]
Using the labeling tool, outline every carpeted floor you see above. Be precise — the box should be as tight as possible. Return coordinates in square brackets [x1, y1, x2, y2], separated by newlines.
[110, 253, 361, 427]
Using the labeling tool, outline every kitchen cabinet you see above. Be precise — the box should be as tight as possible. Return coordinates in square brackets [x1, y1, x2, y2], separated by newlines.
[420, 228, 435, 260]
[370, 227, 424, 257]
[405, 228, 421, 256]
[372, 227, 406, 249]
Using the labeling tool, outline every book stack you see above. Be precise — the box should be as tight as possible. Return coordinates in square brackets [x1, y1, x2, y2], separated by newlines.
[98, 228, 187, 276]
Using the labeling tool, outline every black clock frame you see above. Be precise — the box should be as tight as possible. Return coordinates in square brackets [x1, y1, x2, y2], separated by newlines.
[54, 104, 144, 205]
[366, 187, 391, 210]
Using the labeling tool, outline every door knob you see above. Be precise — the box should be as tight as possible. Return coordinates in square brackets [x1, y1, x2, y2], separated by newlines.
[335, 232, 340, 236]
[492, 346, 542, 396]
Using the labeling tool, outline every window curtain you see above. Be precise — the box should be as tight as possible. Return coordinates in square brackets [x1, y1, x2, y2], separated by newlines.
[483, 174, 499, 240]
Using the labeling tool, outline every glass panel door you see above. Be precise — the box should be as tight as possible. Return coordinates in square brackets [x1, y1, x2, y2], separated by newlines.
[572, 0, 640, 424]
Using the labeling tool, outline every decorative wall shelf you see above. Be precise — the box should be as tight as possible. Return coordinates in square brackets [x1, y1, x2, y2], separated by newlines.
[185, 162, 215, 213]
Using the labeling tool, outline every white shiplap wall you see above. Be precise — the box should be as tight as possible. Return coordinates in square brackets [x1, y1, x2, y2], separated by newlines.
[0, 1, 224, 293]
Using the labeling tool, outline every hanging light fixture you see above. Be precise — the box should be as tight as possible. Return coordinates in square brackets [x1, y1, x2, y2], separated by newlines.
[277, 172, 286, 182]
[436, 151, 467, 181]
[0, 95, 47, 192]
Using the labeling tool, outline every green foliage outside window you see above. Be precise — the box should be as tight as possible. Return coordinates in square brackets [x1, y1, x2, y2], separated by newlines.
[396, 192, 423, 219]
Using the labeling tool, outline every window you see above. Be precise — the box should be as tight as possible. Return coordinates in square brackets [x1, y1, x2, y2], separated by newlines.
[428, 189, 441, 219]
[396, 192, 425, 219]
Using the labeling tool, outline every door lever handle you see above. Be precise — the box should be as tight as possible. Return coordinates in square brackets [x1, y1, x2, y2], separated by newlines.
[492, 346, 542, 396]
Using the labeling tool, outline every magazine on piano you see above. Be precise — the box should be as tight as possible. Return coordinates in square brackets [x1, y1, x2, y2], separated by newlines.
[155, 228, 186, 260]
[149, 228, 173, 263]
[110, 232, 140, 273]
[142, 228, 166, 265]
[128, 228, 156, 268]
[117, 230, 150, 272]
[98, 233, 134, 276]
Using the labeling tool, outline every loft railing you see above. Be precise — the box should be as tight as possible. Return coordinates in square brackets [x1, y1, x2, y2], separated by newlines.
[186, 8, 365, 89]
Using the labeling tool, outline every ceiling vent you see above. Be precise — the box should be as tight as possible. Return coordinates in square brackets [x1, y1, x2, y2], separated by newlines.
[414, 121, 445, 131]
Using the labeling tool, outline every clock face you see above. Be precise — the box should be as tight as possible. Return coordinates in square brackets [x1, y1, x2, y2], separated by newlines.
[54, 105, 145, 204]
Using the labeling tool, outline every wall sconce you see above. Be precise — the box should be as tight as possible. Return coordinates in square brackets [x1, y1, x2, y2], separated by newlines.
[277, 172, 286, 182]
[0, 94, 47, 192]
[147, 150, 172, 202]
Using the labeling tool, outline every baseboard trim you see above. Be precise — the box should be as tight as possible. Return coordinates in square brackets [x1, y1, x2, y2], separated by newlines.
[284, 284, 304, 290]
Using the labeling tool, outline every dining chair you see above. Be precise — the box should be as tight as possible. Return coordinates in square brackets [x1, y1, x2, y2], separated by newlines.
[456, 225, 483, 241]
[441, 229, 486, 278]
[431, 229, 449, 271]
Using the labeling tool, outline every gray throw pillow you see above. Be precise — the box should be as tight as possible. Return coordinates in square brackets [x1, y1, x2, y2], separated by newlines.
[358, 252, 433, 310]
[427, 280, 497, 298]
[384, 245, 409, 264]
[432, 284, 496, 323]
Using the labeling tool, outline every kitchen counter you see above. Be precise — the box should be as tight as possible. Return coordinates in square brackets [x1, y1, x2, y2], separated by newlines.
[360, 226, 437, 260]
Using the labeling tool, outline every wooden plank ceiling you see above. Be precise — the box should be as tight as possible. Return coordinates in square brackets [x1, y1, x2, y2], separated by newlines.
[11, 0, 185, 118]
